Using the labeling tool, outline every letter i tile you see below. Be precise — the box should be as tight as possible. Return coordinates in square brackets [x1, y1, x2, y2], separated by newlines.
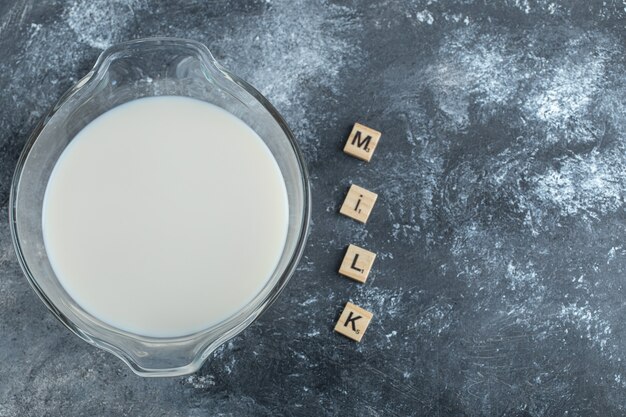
[339, 184, 378, 223]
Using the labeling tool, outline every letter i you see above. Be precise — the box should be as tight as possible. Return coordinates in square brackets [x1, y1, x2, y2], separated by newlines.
[354, 195, 363, 213]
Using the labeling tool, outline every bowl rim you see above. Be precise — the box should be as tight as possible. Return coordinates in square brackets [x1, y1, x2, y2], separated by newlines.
[9, 37, 311, 377]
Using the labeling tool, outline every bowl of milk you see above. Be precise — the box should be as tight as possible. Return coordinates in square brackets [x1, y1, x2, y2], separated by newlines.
[9, 38, 310, 376]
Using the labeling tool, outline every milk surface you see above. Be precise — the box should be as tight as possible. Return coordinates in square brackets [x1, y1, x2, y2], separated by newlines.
[42, 96, 289, 337]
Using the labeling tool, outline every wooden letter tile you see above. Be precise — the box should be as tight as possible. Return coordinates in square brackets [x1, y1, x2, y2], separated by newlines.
[339, 184, 378, 223]
[334, 302, 373, 342]
[343, 122, 382, 162]
[339, 244, 376, 283]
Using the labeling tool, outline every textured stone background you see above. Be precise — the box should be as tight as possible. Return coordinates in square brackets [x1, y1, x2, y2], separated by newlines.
[2, 1, 626, 415]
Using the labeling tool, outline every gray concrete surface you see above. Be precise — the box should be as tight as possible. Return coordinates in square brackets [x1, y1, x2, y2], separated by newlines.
[2, 1, 626, 415]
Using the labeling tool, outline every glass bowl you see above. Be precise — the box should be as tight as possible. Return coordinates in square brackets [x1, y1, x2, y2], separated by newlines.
[9, 38, 310, 377]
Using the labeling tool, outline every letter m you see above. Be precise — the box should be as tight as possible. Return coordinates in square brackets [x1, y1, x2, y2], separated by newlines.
[351, 131, 372, 152]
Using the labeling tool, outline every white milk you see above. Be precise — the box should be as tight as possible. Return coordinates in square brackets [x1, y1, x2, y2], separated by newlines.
[42, 96, 289, 338]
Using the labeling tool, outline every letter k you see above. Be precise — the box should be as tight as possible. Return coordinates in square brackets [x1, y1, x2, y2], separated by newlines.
[344, 311, 362, 332]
